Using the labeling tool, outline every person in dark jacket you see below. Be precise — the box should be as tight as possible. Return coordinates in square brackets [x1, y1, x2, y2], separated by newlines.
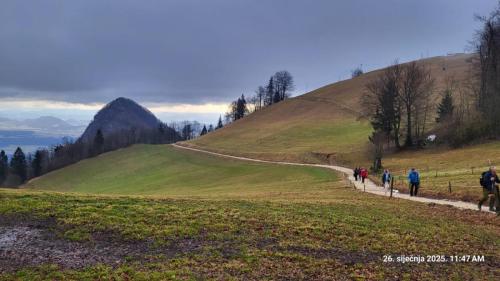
[381, 169, 391, 195]
[354, 167, 359, 181]
[408, 168, 420, 196]
[478, 167, 500, 213]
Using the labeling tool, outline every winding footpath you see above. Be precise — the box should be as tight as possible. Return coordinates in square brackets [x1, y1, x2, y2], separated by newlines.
[172, 144, 495, 214]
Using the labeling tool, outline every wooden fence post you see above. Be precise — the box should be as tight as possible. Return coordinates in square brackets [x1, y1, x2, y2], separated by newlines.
[448, 181, 452, 193]
[390, 177, 394, 198]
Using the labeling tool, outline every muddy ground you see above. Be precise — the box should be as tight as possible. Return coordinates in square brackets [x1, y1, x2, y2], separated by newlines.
[0, 213, 156, 273]
[2, 213, 497, 277]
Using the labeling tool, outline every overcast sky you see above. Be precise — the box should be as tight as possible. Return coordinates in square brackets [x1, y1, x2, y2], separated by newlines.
[0, 0, 496, 123]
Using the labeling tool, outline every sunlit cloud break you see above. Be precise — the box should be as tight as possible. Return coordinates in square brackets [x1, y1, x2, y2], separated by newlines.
[146, 103, 227, 114]
[0, 98, 103, 111]
[0, 98, 228, 115]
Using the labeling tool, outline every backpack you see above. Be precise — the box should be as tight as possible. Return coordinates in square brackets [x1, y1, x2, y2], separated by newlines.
[480, 171, 488, 187]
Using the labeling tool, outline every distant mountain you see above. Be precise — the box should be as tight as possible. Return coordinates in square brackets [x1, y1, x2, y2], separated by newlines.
[0, 116, 85, 137]
[80, 97, 161, 142]
[23, 116, 78, 131]
[0, 116, 85, 155]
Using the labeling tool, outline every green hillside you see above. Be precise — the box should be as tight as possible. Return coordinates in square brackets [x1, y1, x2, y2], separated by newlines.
[4, 142, 499, 279]
[2, 179, 499, 279]
[26, 144, 339, 199]
[185, 54, 500, 202]
[187, 54, 474, 165]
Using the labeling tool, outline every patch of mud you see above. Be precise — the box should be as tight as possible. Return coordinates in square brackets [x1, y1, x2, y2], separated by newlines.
[0, 213, 203, 273]
[283, 245, 380, 265]
[0, 225, 141, 273]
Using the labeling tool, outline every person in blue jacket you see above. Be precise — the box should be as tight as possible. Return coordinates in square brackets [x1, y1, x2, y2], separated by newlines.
[408, 168, 420, 196]
[381, 169, 391, 195]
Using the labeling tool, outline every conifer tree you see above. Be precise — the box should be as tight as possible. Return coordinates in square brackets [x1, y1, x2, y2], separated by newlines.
[265, 77, 275, 105]
[200, 125, 208, 136]
[436, 90, 454, 123]
[31, 150, 44, 177]
[0, 150, 8, 184]
[235, 94, 247, 120]
[216, 116, 223, 129]
[94, 129, 104, 154]
[10, 147, 27, 183]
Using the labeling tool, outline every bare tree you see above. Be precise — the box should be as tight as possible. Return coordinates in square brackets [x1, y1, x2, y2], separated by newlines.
[248, 95, 260, 113]
[400, 62, 434, 147]
[255, 86, 266, 110]
[224, 100, 238, 123]
[369, 131, 385, 172]
[273, 71, 295, 101]
[365, 62, 403, 148]
[475, 6, 500, 136]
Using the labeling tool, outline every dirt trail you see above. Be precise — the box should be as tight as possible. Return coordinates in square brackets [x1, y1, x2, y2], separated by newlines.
[172, 144, 495, 214]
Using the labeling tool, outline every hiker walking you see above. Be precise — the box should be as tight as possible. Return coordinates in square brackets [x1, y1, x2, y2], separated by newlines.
[360, 168, 368, 184]
[354, 167, 359, 181]
[478, 166, 500, 213]
[408, 168, 420, 197]
[381, 169, 391, 195]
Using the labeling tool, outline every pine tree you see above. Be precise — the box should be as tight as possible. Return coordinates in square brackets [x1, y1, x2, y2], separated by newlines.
[94, 129, 104, 154]
[10, 147, 27, 183]
[235, 94, 247, 120]
[436, 90, 454, 123]
[216, 116, 223, 129]
[265, 77, 275, 105]
[200, 125, 208, 136]
[31, 150, 43, 177]
[0, 150, 8, 184]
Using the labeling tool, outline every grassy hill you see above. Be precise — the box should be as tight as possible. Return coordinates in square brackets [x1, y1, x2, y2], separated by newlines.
[3, 156, 499, 279]
[188, 54, 475, 164]
[26, 144, 339, 199]
[3, 140, 499, 279]
[3, 54, 499, 279]
[186, 53, 499, 202]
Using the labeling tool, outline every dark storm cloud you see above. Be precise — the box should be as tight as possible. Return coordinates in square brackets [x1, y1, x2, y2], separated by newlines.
[0, 0, 496, 104]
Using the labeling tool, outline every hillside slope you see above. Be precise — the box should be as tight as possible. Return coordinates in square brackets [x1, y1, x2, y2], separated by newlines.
[187, 54, 475, 165]
[26, 144, 338, 198]
[185, 53, 500, 202]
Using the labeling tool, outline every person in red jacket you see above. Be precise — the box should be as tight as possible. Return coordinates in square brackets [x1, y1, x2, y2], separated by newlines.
[360, 168, 368, 183]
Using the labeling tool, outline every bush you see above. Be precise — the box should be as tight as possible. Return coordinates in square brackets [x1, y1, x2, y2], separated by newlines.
[447, 118, 488, 148]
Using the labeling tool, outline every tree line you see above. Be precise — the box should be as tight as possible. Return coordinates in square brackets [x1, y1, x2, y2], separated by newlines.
[0, 113, 232, 188]
[224, 70, 294, 123]
[0, 123, 183, 187]
[365, 3, 500, 171]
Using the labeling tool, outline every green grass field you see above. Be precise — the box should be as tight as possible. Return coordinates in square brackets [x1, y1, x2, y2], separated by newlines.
[1, 186, 499, 280]
[369, 141, 500, 202]
[26, 144, 340, 200]
[2, 144, 499, 280]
